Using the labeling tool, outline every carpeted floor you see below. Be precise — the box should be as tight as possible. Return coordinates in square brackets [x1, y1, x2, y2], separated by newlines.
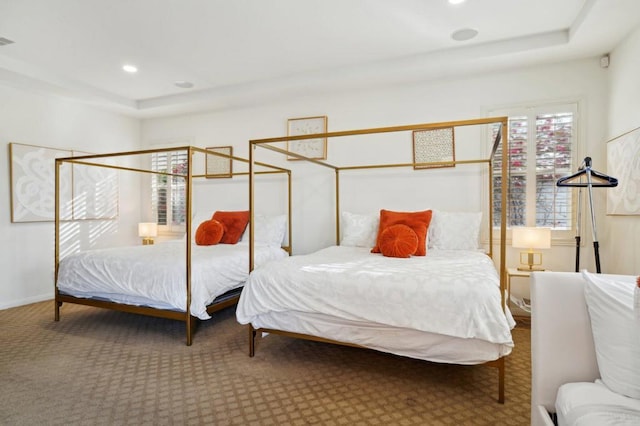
[0, 301, 531, 425]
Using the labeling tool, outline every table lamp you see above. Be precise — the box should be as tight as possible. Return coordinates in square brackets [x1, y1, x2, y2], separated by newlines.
[512, 227, 551, 271]
[138, 222, 158, 245]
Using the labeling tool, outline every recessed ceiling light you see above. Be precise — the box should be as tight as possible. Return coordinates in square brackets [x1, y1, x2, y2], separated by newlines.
[175, 81, 194, 89]
[451, 28, 478, 41]
[122, 64, 138, 73]
[448, 0, 466, 4]
[0, 37, 15, 46]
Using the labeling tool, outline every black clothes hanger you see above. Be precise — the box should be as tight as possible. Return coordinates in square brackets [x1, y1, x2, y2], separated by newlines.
[556, 157, 618, 273]
[556, 157, 618, 187]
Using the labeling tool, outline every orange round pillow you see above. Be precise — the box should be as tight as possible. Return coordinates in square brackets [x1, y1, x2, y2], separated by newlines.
[379, 224, 419, 258]
[195, 219, 225, 246]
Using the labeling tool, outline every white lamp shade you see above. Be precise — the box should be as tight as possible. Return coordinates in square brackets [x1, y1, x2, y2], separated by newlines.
[138, 222, 158, 238]
[512, 227, 551, 249]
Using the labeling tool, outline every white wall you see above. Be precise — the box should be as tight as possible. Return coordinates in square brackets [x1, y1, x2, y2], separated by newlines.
[3, 52, 629, 310]
[604, 26, 640, 275]
[0, 86, 141, 309]
[142, 58, 610, 278]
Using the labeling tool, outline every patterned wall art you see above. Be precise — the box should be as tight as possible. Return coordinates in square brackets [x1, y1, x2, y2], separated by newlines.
[9, 142, 73, 222]
[607, 125, 640, 215]
[287, 116, 327, 160]
[205, 146, 233, 178]
[9, 143, 119, 222]
[413, 127, 456, 169]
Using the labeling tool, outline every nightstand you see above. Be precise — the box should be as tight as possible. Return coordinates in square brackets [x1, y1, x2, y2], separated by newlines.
[506, 267, 535, 313]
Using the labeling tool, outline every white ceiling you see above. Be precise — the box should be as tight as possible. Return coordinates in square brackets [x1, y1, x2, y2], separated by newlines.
[1, 0, 639, 118]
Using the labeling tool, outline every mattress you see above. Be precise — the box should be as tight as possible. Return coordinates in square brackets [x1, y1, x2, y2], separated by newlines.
[237, 245, 515, 363]
[556, 381, 640, 425]
[57, 240, 288, 320]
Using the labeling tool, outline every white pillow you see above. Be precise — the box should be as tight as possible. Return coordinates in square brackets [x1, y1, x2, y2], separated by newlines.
[428, 210, 482, 250]
[582, 270, 640, 399]
[340, 211, 379, 248]
[240, 214, 287, 246]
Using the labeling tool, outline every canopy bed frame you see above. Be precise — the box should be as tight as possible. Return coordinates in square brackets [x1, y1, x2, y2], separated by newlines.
[244, 117, 511, 402]
[54, 146, 291, 345]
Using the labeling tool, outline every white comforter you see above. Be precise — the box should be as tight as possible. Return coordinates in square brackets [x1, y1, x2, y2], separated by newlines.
[237, 246, 515, 345]
[57, 241, 287, 320]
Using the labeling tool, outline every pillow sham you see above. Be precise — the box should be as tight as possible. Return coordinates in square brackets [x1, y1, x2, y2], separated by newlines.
[340, 211, 379, 248]
[371, 209, 432, 256]
[195, 219, 225, 246]
[240, 214, 287, 246]
[428, 210, 482, 250]
[212, 210, 250, 244]
[379, 224, 418, 258]
[582, 270, 640, 399]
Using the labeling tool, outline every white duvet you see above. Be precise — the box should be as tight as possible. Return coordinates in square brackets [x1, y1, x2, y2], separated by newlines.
[237, 246, 515, 346]
[57, 241, 287, 320]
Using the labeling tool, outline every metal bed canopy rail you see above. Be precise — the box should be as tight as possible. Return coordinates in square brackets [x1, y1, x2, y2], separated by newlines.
[248, 116, 508, 300]
[54, 145, 290, 346]
[247, 116, 510, 403]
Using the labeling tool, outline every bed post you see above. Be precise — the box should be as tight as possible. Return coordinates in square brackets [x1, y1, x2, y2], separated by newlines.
[498, 356, 505, 404]
[54, 158, 62, 322]
[185, 147, 194, 346]
[249, 324, 256, 357]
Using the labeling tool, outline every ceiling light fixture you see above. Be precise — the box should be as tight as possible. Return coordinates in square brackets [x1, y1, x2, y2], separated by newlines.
[175, 81, 194, 89]
[0, 37, 15, 47]
[448, 0, 466, 4]
[451, 28, 478, 41]
[122, 64, 138, 73]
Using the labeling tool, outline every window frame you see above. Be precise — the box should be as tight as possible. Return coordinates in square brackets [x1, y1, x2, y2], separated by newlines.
[150, 149, 188, 236]
[488, 101, 583, 244]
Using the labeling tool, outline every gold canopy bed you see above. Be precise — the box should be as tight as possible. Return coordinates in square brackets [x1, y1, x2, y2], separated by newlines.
[54, 146, 291, 345]
[237, 117, 513, 403]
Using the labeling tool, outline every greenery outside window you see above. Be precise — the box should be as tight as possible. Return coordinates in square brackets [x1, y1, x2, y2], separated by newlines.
[491, 103, 579, 239]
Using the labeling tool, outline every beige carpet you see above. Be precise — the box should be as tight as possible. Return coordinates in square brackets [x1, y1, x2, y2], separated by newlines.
[0, 301, 531, 425]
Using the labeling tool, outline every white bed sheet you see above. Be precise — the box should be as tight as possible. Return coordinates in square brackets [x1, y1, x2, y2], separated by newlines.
[556, 381, 640, 425]
[237, 246, 515, 361]
[57, 240, 288, 320]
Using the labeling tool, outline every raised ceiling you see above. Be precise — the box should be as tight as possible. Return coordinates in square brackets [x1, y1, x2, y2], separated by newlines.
[1, 0, 639, 118]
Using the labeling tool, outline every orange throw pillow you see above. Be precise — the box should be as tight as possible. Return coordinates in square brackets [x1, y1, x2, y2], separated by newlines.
[379, 224, 419, 258]
[371, 209, 432, 256]
[212, 210, 250, 244]
[195, 219, 225, 246]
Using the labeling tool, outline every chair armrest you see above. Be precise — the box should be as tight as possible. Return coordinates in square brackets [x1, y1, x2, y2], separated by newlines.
[530, 272, 599, 423]
[533, 405, 556, 426]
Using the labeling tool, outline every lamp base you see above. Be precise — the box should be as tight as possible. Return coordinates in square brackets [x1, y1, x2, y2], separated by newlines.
[517, 266, 545, 272]
[142, 237, 154, 245]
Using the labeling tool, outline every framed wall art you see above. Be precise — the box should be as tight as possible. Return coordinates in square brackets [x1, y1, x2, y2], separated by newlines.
[607, 125, 640, 215]
[413, 127, 456, 169]
[287, 116, 327, 160]
[9, 142, 73, 222]
[206, 146, 233, 178]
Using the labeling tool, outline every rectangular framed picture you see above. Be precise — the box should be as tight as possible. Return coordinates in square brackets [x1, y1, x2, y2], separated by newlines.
[9, 142, 73, 222]
[413, 127, 456, 169]
[287, 116, 327, 160]
[206, 146, 233, 178]
[607, 125, 640, 215]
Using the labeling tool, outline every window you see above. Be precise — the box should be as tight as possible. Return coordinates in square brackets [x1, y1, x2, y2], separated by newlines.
[491, 103, 578, 234]
[151, 150, 187, 233]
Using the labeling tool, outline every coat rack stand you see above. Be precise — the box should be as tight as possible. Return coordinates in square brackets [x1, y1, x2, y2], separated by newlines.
[556, 157, 618, 273]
